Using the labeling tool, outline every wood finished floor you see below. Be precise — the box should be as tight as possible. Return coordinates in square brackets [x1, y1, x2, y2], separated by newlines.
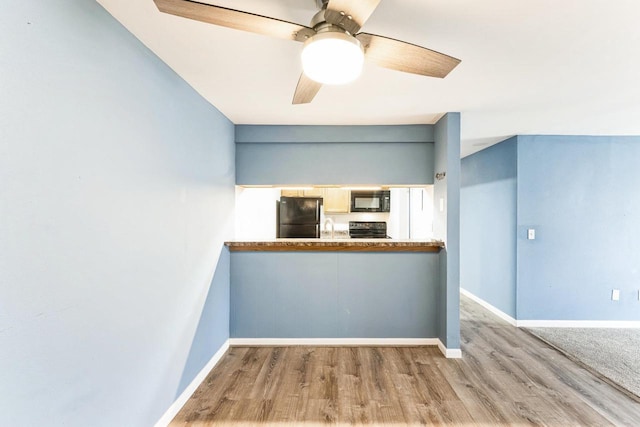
[170, 296, 640, 426]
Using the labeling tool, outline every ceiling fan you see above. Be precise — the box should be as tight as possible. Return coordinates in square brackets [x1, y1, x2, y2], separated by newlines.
[153, 0, 461, 104]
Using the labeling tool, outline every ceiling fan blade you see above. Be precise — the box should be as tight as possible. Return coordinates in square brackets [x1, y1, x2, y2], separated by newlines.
[324, 0, 381, 35]
[292, 73, 322, 104]
[154, 0, 315, 42]
[356, 33, 461, 78]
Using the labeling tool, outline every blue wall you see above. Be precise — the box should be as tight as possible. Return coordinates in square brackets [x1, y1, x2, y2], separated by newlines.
[0, 1, 234, 425]
[235, 125, 435, 185]
[461, 135, 640, 322]
[517, 135, 640, 320]
[433, 113, 461, 349]
[461, 138, 518, 318]
[236, 124, 434, 143]
[176, 249, 231, 395]
[230, 252, 441, 338]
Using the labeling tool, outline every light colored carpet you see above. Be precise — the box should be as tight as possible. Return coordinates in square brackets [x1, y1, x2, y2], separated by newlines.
[527, 327, 640, 398]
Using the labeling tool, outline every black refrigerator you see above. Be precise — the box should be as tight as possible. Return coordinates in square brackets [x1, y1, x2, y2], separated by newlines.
[276, 196, 323, 238]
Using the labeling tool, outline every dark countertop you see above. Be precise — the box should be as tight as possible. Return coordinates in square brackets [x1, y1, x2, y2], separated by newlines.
[224, 239, 444, 252]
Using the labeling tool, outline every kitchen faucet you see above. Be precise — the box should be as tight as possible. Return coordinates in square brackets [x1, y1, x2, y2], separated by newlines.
[323, 217, 334, 239]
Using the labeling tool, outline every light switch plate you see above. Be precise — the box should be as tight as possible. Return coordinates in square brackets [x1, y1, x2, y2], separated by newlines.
[612, 289, 620, 301]
[527, 229, 536, 240]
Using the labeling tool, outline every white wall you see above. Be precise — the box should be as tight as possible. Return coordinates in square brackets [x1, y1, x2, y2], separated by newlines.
[235, 187, 280, 239]
[389, 188, 410, 238]
[409, 187, 435, 239]
[0, 1, 235, 426]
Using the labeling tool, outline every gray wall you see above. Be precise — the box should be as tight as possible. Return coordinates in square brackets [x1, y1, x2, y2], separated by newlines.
[460, 138, 518, 317]
[235, 125, 435, 185]
[0, 1, 234, 426]
[433, 113, 461, 349]
[230, 252, 441, 338]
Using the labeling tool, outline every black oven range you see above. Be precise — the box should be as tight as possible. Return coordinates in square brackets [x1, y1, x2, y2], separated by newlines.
[348, 221, 388, 239]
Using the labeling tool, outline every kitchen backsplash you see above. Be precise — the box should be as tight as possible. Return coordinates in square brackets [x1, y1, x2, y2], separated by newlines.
[323, 212, 390, 232]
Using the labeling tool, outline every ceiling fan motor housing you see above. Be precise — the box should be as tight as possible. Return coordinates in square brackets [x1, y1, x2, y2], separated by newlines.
[301, 27, 364, 85]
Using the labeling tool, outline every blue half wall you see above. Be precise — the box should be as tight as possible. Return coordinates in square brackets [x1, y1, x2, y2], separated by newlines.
[230, 252, 441, 339]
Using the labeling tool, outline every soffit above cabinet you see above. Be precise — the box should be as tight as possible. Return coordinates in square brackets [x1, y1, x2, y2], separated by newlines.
[236, 142, 434, 185]
[235, 125, 435, 144]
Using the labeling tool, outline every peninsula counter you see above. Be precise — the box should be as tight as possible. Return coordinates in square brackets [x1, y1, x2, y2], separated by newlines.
[224, 239, 452, 355]
[225, 239, 444, 252]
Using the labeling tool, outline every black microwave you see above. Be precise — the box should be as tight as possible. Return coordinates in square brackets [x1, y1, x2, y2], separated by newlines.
[350, 190, 391, 212]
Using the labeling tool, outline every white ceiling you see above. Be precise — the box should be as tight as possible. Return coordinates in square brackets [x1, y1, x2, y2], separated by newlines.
[98, 0, 640, 156]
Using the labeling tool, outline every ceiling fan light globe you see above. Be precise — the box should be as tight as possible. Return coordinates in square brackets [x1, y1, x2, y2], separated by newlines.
[301, 32, 364, 85]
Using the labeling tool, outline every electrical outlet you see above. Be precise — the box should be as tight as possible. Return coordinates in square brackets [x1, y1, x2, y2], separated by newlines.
[612, 289, 620, 301]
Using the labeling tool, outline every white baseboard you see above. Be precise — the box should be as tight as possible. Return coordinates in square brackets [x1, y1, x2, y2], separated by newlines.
[154, 339, 230, 427]
[517, 320, 640, 328]
[229, 338, 438, 346]
[461, 288, 517, 326]
[437, 340, 462, 358]
[461, 288, 640, 328]
[229, 338, 462, 359]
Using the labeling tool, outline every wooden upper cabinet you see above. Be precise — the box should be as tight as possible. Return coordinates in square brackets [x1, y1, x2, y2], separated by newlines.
[302, 188, 324, 197]
[323, 188, 350, 214]
[280, 188, 350, 213]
